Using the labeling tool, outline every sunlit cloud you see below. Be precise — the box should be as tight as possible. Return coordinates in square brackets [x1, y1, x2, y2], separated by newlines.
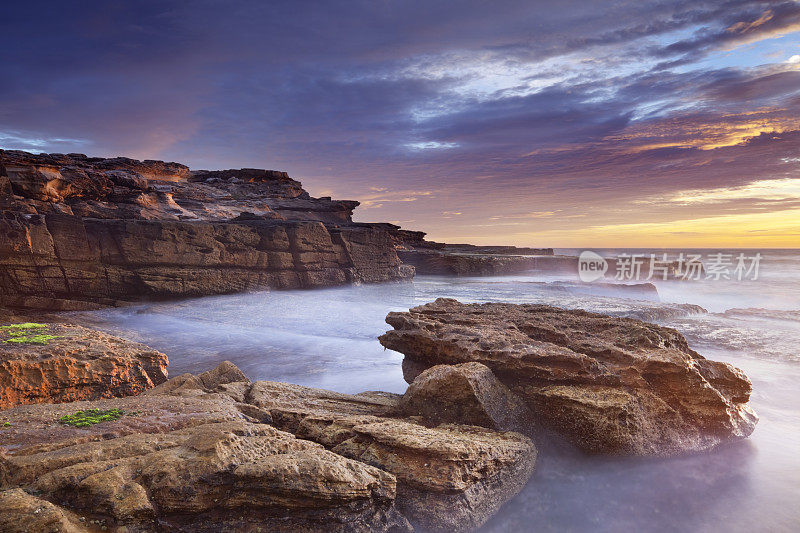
[489, 211, 559, 220]
[356, 189, 436, 209]
[667, 178, 800, 204]
[505, 208, 800, 248]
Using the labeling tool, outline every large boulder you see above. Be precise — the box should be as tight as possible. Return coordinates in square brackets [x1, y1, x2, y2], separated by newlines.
[379, 298, 758, 456]
[0, 322, 168, 410]
[217, 379, 537, 532]
[396, 362, 531, 432]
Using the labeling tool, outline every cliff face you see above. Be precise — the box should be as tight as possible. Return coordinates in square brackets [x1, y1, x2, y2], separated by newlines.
[392, 228, 557, 276]
[0, 150, 412, 309]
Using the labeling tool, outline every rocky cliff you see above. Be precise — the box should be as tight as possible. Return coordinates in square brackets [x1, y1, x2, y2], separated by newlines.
[0, 150, 413, 310]
[393, 228, 558, 276]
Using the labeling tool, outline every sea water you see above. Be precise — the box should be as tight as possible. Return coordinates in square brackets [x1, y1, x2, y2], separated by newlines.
[65, 249, 800, 532]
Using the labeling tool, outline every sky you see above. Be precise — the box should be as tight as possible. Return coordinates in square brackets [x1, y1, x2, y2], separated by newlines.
[2, 0, 799, 248]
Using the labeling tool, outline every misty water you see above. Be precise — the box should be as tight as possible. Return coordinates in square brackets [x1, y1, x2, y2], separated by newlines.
[65, 249, 800, 532]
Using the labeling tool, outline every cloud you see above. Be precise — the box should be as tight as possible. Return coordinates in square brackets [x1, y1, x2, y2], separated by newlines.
[668, 178, 800, 204]
[0, 131, 91, 153]
[355, 189, 436, 209]
[658, 2, 800, 58]
[3, 0, 800, 246]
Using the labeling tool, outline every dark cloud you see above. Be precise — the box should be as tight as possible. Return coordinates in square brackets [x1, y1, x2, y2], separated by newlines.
[658, 1, 800, 57]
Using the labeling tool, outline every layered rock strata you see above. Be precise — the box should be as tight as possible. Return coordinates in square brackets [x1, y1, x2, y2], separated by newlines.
[394, 229, 557, 276]
[379, 298, 758, 456]
[0, 150, 413, 310]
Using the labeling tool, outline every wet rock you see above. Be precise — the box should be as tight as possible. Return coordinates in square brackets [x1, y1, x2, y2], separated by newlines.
[615, 302, 707, 321]
[0, 323, 168, 410]
[236, 378, 535, 532]
[0, 413, 407, 532]
[333, 418, 535, 532]
[397, 249, 552, 276]
[379, 298, 758, 456]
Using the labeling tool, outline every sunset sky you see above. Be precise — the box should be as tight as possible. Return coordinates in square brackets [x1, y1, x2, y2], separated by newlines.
[2, 0, 799, 247]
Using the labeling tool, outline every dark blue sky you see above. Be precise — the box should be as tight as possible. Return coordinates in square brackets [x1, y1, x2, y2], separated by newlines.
[2, 1, 800, 246]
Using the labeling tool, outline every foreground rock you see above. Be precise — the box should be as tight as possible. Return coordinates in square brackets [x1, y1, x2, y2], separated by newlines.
[0, 322, 167, 410]
[0, 363, 536, 532]
[0, 397, 407, 532]
[0, 489, 87, 533]
[185, 377, 536, 532]
[379, 298, 758, 456]
[0, 150, 412, 310]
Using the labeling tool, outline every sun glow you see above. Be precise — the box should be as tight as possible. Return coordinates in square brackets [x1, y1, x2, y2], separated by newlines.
[495, 208, 800, 248]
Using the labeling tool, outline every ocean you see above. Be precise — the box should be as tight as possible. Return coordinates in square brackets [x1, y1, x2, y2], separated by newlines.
[65, 248, 800, 532]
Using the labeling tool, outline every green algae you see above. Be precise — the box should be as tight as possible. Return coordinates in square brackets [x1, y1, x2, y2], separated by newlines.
[0, 323, 59, 345]
[58, 408, 124, 428]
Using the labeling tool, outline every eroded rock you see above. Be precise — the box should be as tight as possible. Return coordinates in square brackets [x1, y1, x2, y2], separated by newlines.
[217, 379, 537, 531]
[0, 150, 413, 310]
[332, 418, 535, 532]
[0, 489, 87, 533]
[0, 362, 536, 532]
[0, 323, 168, 409]
[379, 298, 758, 456]
[1, 417, 406, 532]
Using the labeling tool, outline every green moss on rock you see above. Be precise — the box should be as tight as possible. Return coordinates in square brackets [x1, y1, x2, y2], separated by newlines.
[58, 408, 124, 428]
[0, 323, 59, 345]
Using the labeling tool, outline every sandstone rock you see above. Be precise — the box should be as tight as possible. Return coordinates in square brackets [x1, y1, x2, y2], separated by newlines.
[145, 360, 248, 395]
[0, 323, 168, 409]
[0, 400, 408, 532]
[0, 363, 536, 532]
[397, 362, 531, 432]
[0, 489, 87, 533]
[0, 150, 412, 310]
[379, 298, 758, 456]
[331, 419, 535, 532]
[392, 229, 554, 276]
[235, 379, 536, 532]
[397, 249, 550, 276]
